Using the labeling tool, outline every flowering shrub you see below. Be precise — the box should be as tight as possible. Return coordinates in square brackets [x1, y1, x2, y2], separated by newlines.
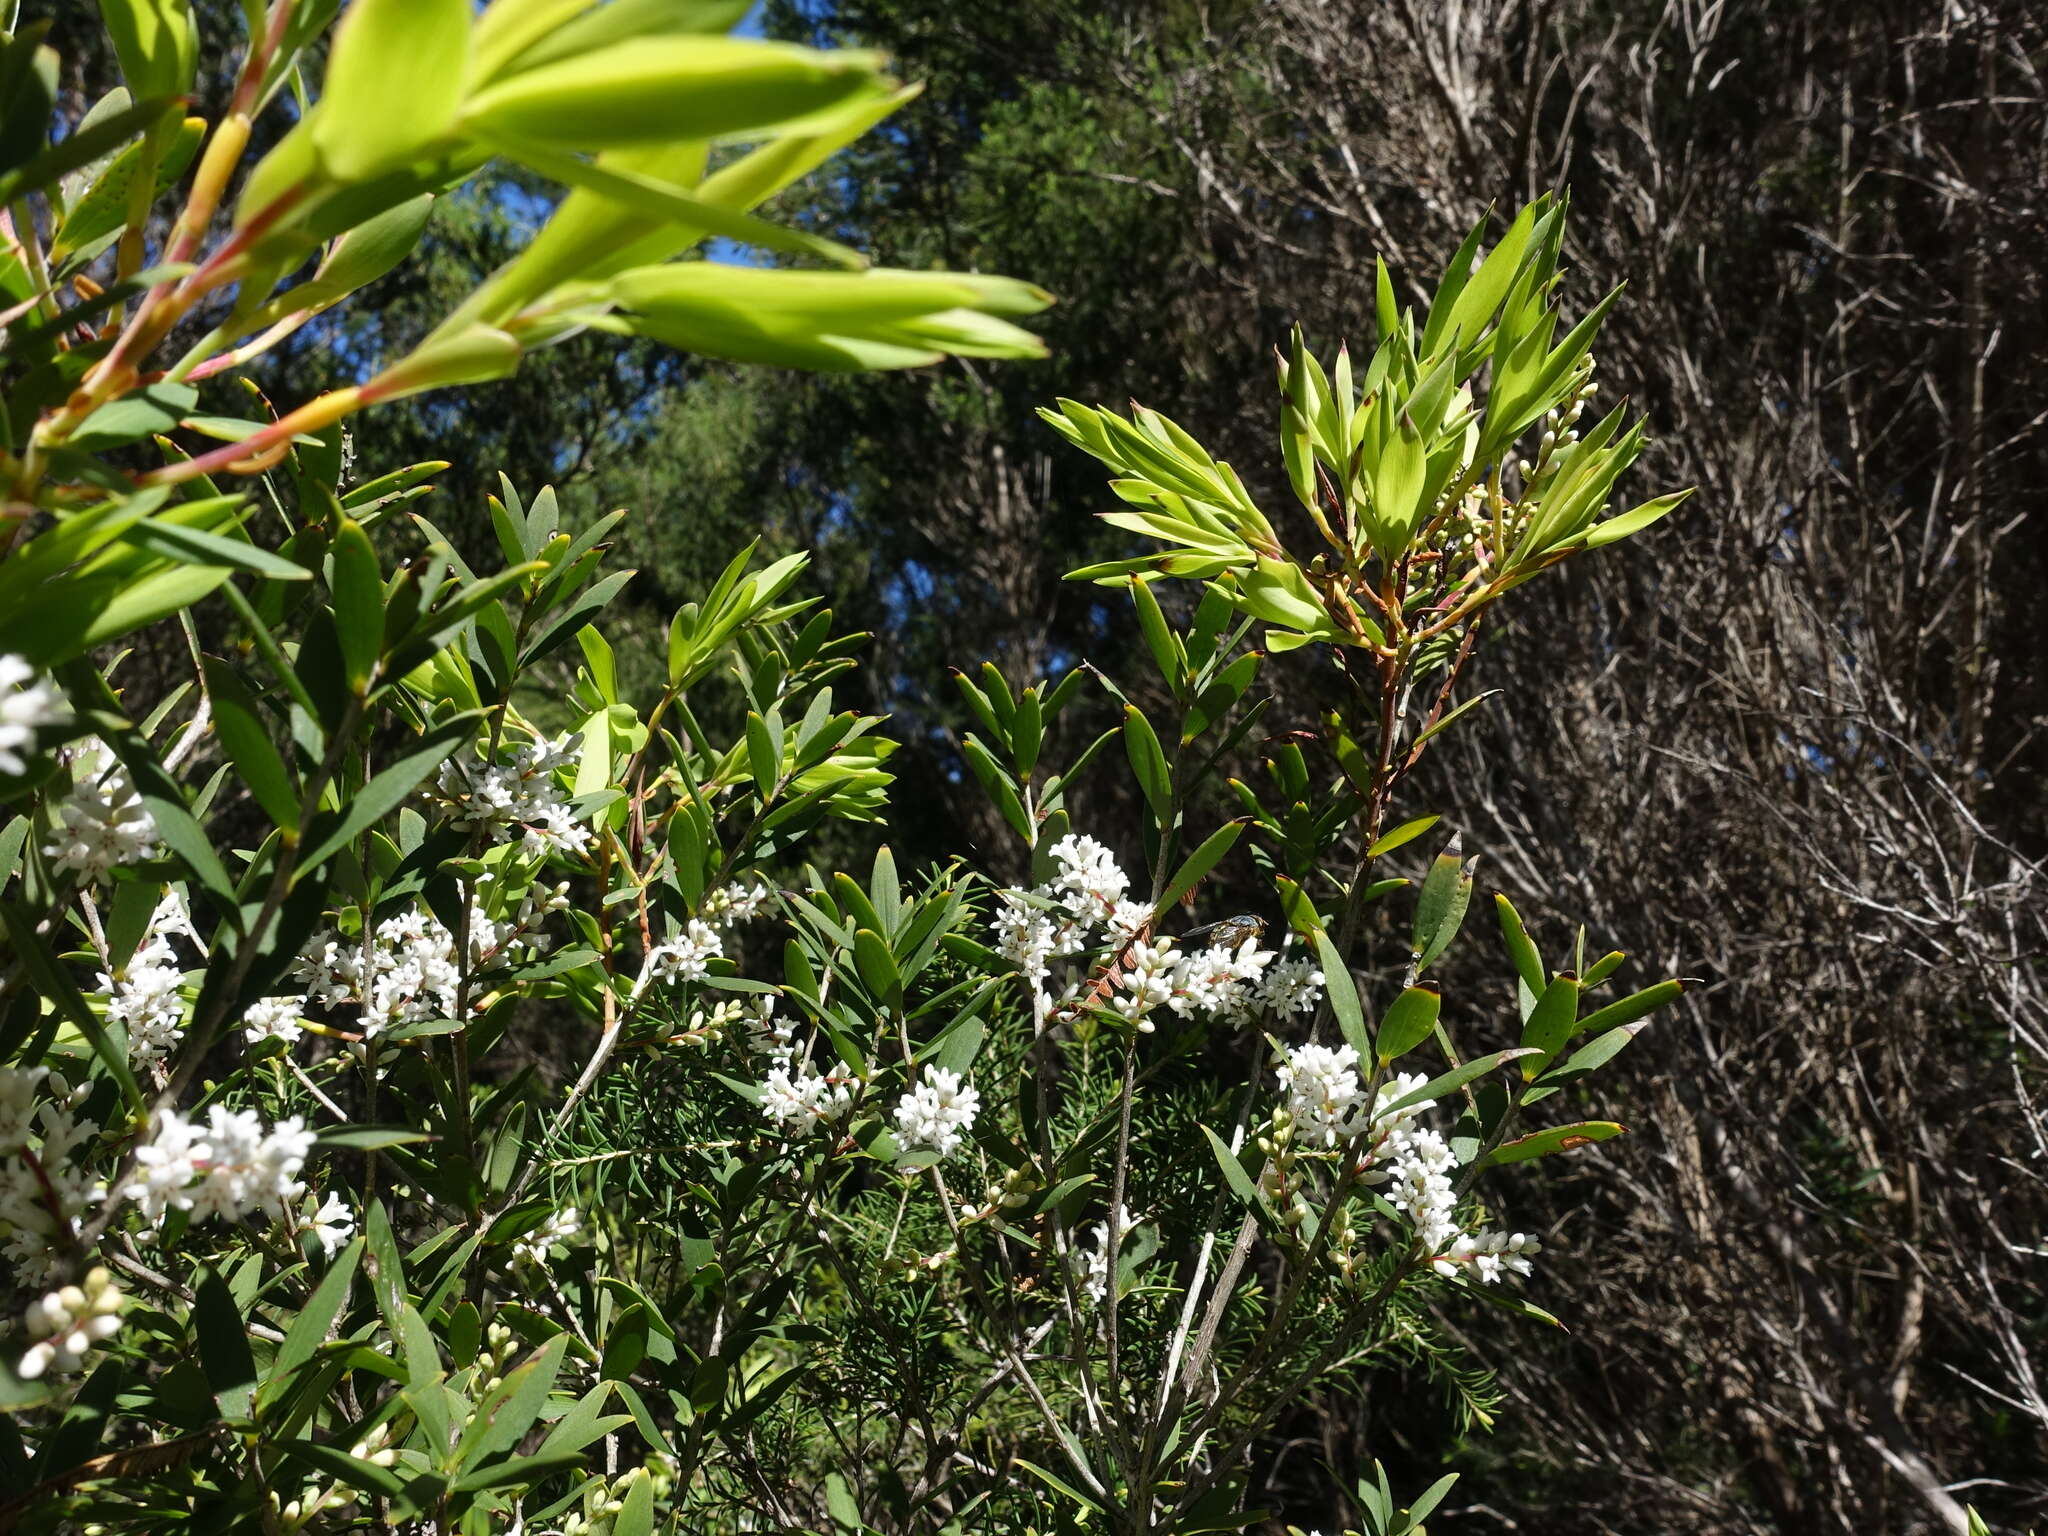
[0, 5, 1942, 1534]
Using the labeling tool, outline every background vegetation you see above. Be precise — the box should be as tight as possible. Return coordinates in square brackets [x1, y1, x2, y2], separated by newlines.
[29, 0, 2048, 1531]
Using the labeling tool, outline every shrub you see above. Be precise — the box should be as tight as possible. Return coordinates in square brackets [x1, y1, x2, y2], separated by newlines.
[0, 4, 1803, 1534]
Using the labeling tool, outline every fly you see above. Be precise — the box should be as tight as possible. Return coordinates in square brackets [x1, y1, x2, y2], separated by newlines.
[1180, 914, 1267, 950]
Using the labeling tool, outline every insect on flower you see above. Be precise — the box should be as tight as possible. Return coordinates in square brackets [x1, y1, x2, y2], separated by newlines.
[1181, 914, 1268, 951]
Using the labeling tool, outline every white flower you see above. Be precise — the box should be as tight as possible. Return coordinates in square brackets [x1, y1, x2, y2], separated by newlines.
[1106, 899, 1153, 942]
[103, 938, 190, 1069]
[1446, 1228, 1542, 1284]
[759, 1061, 856, 1137]
[701, 879, 774, 930]
[434, 732, 591, 859]
[294, 905, 461, 1037]
[0, 655, 61, 777]
[745, 999, 797, 1059]
[242, 997, 305, 1047]
[1048, 833, 1130, 917]
[308, 1193, 356, 1258]
[991, 891, 1060, 988]
[513, 1206, 582, 1266]
[1074, 1205, 1140, 1305]
[17, 1267, 122, 1380]
[1275, 1042, 1365, 1148]
[893, 1068, 980, 1159]
[1114, 938, 1178, 1029]
[1255, 953, 1324, 1016]
[0, 1083, 97, 1286]
[0, 1066, 48, 1154]
[645, 919, 722, 986]
[43, 738, 160, 880]
[125, 1106, 313, 1227]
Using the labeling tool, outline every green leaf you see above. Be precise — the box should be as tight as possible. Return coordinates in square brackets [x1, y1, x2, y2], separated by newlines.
[328, 518, 382, 693]
[448, 1449, 587, 1494]
[121, 517, 313, 583]
[1542, 1020, 1649, 1085]
[0, 900, 145, 1117]
[0, 92, 176, 205]
[263, 1238, 362, 1404]
[1129, 577, 1184, 690]
[1122, 705, 1171, 816]
[1493, 894, 1544, 1015]
[1484, 1120, 1626, 1167]
[1184, 650, 1261, 743]
[1410, 689, 1500, 753]
[472, 129, 863, 270]
[462, 36, 893, 152]
[202, 658, 299, 829]
[297, 713, 477, 872]
[1518, 973, 1580, 1077]
[1377, 1048, 1540, 1119]
[68, 383, 197, 453]
[193, 1268, 258, 1419]
[1570, 978, 1684, 1040]
[1368, 813, 1440, 859]
[95, 0, 199, 100]
[1014, 1458, 1103, 1514]
[745, 709, 781, 798]
[1410, 838, 1473, 976]
[459, 1335, 569, 1467]
[1157, 819, 1244, 913]
[1200, 1123, 1267, 1224]
[1313, 930, 1371, 1061]
[1374, 985, 1442, 1064]
[1011, 687, 1043, 777]
[1581, 488, 1694, 549]
[612, 1467, 656, 1536]
[853, 926, 901, 1006]
[317, 1126, 434, 1150]
[282, 1440, 405, 1500]
[1405, 1471, 1460, 1529]
[826, 1472, 861, 1530]
[52, 115, 203, 256]
[311, 0, 470, 182]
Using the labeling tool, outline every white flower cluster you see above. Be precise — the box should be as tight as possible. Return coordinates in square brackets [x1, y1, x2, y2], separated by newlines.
[296, 906, 459, 1037]
[0, 654, 61, 777]
[434, 733, 590, 859]
[699, 878, 773, 930]
[1272, 1053, 1542, 1285]
[991, 834, 1138, 1009]
[513, 1205, 582, 1265]
[988, 832, 1323, 1028]
[760, 1060, 857, 1136]
[43, 738, 160, 880]
[644, 918, 722, 987]
[1074, 1205, 1139, 1305]
[94, 893, 200, 1068]
[1116, 933, 1322, 1031]
[17, 1266, 122, 1380]
[103, 939, 187, 1068]
[0, 1067, 99, 1283]
[1276, 1042, 1367, 1148]
[893, 1067, 980, 1159]
[126, 1105, 314, 1228]
[242, 996, 305, 1047]
[749, 998, 858, 1138]
[639, 881, 778, 999]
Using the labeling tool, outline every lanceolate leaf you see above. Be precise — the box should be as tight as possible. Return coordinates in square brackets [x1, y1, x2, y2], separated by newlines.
[1157, 819, 1244, 912]
[1376, 1048, 1539, 1119]
[1313, 930, 1371, 1061]
[1483, 1120, 1627, 1167]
